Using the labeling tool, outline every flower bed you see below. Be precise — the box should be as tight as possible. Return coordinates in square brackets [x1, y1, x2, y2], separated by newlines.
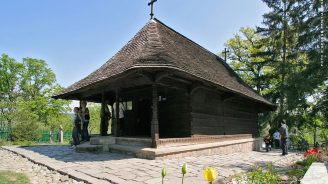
[228, 148, 327, 183]
[287, 147, 327, 183]
[304, 147, 322, 157]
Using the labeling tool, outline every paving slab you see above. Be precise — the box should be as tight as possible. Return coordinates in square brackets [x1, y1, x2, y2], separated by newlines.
[2, 145, 302, 184]
[301, 162, 328, 184]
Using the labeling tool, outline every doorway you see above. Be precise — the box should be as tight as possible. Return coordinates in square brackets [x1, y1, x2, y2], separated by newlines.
[135, 98, 151, 137]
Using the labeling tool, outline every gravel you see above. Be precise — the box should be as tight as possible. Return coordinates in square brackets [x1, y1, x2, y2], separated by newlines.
[0, 148, 85, 184]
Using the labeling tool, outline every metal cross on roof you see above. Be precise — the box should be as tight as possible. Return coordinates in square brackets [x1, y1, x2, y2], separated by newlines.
[148, 0, 157, 19]
[222, 48, 229, 62]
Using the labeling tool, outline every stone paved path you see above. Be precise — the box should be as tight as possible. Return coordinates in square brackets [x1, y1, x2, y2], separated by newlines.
[0, 148, 85, 184]
[1, 146, 302, 184]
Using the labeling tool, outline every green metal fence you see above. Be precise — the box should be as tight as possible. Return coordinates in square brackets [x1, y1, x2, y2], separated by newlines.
[0, 126, 11, 141]
[0, 126, 72, 143]
[37, 129, 73, 143]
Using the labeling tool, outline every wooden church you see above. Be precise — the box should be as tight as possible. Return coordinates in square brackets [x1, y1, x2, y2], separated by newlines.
[54, 18, 274, 159]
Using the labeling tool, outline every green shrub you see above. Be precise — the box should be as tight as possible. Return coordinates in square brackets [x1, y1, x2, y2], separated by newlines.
[0, 140, 12, 146]
[11, 121, 41, 142]
[246, 163, 282, 184]
[0, 140, 5, 146]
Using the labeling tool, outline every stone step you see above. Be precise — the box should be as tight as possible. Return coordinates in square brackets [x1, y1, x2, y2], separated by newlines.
[75, 142, 103, 153]
[115, 137, 152, 147]
[108, 144, 155, 159]
[89, 136, 115, 145]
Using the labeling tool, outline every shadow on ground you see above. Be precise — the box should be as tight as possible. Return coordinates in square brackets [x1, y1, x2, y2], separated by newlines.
[19, 145, 133, 162]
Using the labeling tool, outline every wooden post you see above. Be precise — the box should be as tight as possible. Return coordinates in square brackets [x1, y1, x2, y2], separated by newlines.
[100, 92, 106, 136]
[59, 126, 63, 143]
[151, 84, 159, 148]
[49, 129, 53, 143]
[187, 91, 192, 137]
[114, 89, 120, 136]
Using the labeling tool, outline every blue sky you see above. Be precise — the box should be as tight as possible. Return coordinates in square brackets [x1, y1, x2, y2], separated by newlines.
[0, 0, 269, 88]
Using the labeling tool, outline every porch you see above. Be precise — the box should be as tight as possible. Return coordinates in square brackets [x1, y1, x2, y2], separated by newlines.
[76, 134, 260, 159]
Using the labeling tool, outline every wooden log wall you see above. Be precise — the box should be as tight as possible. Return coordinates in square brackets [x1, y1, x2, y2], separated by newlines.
[191, 88, 259, 137]
[158, 87, 190, 138]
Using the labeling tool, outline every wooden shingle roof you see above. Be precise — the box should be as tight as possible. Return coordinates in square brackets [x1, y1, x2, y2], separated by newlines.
[55, 19, 274, 107]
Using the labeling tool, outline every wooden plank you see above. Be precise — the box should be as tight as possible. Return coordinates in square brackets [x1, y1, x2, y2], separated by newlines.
[191, 112, 224, 120]
[192, 105, 222, 115]
[191, 126, 225, 135]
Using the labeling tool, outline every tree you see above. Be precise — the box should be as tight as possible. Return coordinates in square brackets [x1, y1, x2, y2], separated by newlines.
[88, 103, 101, 134]
[297, 0, 328, 127]
[225, 27, 272, 95]
[1, 54, 71, 141]
[0, 54, 23, 127]
[224, 0, 327, 135]
[18, 58, 71, 129]
[20, 58, 56, 100]
[256, 0, 317, 130]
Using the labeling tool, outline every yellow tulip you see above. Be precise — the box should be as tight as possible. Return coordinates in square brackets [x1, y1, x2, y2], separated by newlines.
[161, 167, 167, 184]
[181, 163, 187, 184]
[161, 167, 167, 178]
[203, 167, 218, 183]
[182, 163, 187, 175]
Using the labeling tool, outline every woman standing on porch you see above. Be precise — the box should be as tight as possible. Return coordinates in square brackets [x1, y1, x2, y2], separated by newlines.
[113, 100, 126, 136]
[80, 100, 90, 141]
[72, 107, 81, 147]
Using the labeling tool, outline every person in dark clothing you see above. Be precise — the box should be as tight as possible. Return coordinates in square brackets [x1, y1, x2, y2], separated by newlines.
[100, 100, 111, 136]
[80, 100, 90, 141]
[264, 135, 272, 152]
[279, 119, 289, 155]
[72, 107, 81, 147]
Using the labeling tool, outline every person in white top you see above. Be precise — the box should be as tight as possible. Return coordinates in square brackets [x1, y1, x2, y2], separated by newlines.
[113, 101, 126, 136]
[273, 130, 280, 149]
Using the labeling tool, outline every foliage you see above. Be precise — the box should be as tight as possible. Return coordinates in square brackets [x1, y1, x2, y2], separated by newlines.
[88, 103, 101, 134]
[0, 171, 30, 184]
[0, 139, 11, 146]
[289, 133, 309, 151]
[225, 27, 272, 94]
[224, 0, 328, 138]
[246, 163, 282, 184]
[0, 54, 71, 142]
[11, 120, 41, 142]
[0, 54, 23, 127]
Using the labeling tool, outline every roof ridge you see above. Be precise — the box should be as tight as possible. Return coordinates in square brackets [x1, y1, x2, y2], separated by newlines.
[153, 18, 225, 62]
[142, 19, 166, 56]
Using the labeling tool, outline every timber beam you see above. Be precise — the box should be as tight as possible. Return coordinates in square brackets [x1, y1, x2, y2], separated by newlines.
[222, 93, 238, 102]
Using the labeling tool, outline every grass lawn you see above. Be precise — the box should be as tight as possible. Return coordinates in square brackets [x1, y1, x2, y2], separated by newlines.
[0, 171, 30, 184]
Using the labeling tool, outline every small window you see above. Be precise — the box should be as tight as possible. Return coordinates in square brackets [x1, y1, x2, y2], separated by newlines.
[126, 101, 133, 110]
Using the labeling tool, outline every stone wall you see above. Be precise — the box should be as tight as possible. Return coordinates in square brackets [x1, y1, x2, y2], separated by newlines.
[153, 138, 262, 160]
[157, 134, 253, 147]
